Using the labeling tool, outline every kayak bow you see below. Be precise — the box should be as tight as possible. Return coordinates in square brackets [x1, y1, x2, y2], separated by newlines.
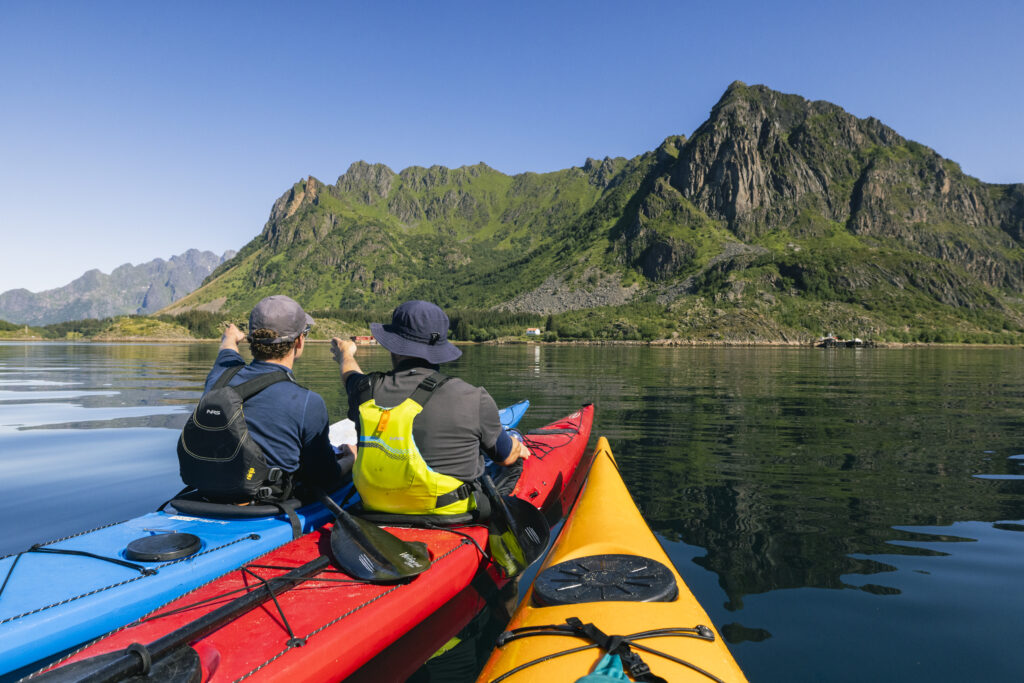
[476, 437, 748, 683]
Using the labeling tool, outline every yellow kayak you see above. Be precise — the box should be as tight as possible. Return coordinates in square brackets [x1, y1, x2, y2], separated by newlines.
[476, 437, 748, 683]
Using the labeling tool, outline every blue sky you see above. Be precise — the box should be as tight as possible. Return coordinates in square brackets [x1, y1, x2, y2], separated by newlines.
[1, 0, 1021, 294]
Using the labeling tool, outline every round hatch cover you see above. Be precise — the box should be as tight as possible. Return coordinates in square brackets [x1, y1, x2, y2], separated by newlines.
[532, 553, 678, 606]
[125, 532, 201, 562]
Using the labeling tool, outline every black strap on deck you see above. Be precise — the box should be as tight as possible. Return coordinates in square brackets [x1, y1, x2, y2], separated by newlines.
[488, 617, 724, 683]
[271, 498, 302, 539]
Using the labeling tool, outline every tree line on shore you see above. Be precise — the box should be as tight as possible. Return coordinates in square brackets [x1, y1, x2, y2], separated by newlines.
[3, 304, 1023, 346]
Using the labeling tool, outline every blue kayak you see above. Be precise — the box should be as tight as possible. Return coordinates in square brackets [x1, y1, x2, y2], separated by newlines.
[0, 399, 528, 678]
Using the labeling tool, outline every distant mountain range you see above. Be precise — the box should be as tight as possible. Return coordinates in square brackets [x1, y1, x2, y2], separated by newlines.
[0, 249, 235, 325]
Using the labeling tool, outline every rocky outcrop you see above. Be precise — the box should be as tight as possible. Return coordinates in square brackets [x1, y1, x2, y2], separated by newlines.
[995, 184, 1024, 242]
[582, 156, 626, 188]
[260, 176, 328, 250]
[334, 161, 395, 203]
[667, 82, 897, 238]
[498, 274, 641, 314]
[658, 82, 1024, 291]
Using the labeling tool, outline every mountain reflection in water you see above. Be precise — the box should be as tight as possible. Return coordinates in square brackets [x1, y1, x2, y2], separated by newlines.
[2, 341, 1023, 682]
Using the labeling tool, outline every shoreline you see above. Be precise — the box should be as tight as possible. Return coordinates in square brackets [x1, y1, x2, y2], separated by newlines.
[2, 335, 1020, 349]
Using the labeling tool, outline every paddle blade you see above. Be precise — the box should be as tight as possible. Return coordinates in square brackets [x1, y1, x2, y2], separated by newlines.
[488, 496, 550, 578]
[488, 528, 526, 578]
[329, 513, 431, 582]
[504, 497, 550, 564]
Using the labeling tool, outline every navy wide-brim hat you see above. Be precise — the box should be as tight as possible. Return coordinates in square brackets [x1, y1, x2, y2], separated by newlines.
[370, 300, 462, 364]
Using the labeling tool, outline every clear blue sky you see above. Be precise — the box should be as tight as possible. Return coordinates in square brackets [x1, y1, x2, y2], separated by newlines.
[1, 0, 1021, 294]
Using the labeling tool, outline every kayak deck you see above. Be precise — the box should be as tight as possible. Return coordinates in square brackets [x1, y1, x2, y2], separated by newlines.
[41, 405, 594, 683]
[476, 437, 748, 683]
[0, 486, 352, 677]
[1, 405, 530, 678]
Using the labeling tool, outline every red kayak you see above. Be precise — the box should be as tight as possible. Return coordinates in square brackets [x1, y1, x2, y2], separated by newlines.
[40, 405, 594, 682]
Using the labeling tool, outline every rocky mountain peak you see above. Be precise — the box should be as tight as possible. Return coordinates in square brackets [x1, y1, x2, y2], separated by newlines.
[262, 176, 327, 249]
[335, 161, 396, 204]
[666, 83, 909, 238]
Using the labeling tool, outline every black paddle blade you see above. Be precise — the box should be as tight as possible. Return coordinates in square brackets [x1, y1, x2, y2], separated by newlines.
[485, 483, 551, 578]
[29, 645, 201, 683]
[503, 496, 550, 564]
[329, 512, 431, 582]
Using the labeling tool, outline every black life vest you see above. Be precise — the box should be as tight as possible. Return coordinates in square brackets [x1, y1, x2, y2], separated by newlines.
[177, 365, 293, 502]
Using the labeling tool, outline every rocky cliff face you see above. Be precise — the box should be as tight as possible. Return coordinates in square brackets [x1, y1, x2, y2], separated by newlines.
[671, 84, 1022, 282]
[169, 82, 1023, 335]
[0, 249, 233, 325]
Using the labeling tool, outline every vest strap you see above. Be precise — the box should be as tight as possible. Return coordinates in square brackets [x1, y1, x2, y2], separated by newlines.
[409, 371, 451, 407]
[435, 481, 473, 509]
[355, 371, 385, 407]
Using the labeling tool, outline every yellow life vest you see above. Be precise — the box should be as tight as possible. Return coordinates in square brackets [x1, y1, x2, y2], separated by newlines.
[352, 372, 475, 515]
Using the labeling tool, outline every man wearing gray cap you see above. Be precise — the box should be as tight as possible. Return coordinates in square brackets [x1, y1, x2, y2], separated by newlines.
[180, 295, 349, 502]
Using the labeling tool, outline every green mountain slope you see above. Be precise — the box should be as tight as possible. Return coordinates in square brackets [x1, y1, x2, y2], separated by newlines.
[164, 82, 1024, 343]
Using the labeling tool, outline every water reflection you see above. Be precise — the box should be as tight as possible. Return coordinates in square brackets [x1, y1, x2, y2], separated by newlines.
[3, 342, 1024, 681]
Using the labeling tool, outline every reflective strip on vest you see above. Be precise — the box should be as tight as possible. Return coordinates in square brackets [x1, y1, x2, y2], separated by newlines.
[353, 396, 473, 515]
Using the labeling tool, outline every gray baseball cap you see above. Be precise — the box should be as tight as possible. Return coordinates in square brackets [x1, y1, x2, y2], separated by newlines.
[248, 295, 314, 344]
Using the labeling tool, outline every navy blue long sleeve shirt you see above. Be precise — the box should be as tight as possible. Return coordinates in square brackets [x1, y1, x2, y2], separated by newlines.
[206, 349, 343, 490]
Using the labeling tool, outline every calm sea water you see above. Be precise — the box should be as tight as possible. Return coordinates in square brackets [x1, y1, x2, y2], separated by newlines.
[2, 341, 1024, 682]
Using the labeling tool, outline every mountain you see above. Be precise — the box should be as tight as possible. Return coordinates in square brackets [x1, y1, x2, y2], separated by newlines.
[0, 249, 235, 325]
[163, 82, 1024, 342]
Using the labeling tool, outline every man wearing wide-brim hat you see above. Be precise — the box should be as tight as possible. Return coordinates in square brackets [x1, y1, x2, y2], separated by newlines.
[332, 300, 528, 516]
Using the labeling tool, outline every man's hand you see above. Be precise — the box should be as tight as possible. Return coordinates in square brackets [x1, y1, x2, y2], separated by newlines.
[332, 337, 363, 382]
[500, 437, 530, 466]
[331, 337, 357, 363]
[220, 323, 246, 351]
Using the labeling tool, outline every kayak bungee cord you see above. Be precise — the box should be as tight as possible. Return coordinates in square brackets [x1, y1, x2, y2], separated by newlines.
[238, 564, 305, 647]
[0, 518, 132, 562]
[15, 546, 158, 576]
[423, 524, 489, 559]
[0, 534, 263, 626]
[487, 619, 725, 683]
[229, 536, 483, 683]
[1, 519, 145, 600]
[37, 535, 485, 682]
[130, 565, 368, 626]
[520, 405, 588, 461]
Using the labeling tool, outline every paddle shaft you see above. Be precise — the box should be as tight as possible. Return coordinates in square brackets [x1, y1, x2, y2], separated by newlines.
[74, 555, 330, 682]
